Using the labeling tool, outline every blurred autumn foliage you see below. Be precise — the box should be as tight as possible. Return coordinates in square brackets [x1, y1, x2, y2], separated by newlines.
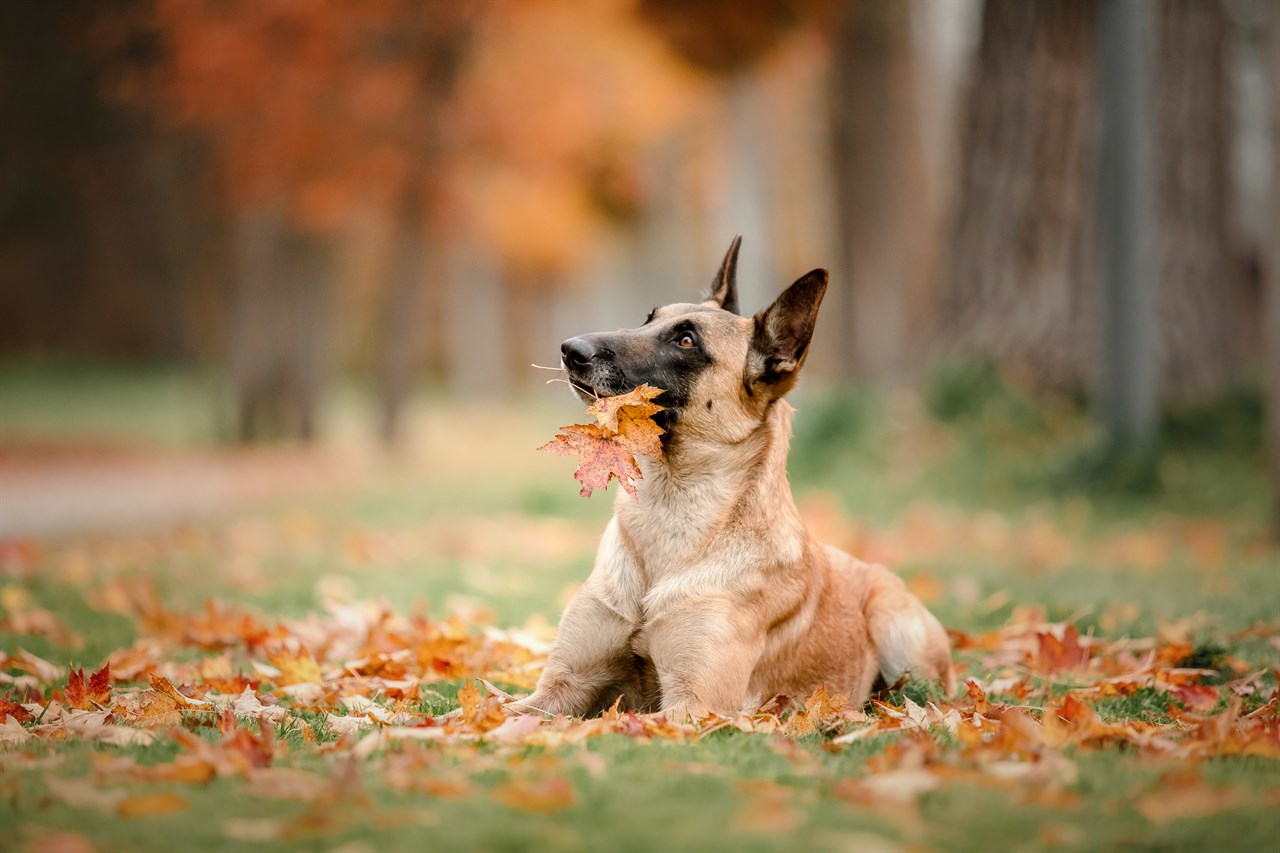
[0, 0, 1276, 466]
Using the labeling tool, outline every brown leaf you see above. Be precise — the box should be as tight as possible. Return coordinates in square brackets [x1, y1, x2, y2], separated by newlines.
[457, 681, 506, 733]
[965, 680, 992, 716]
[1135, 773, 1246, 825]
[733, 780, 804, 833]
[267, 650, 324, 686]
[588, 384, 664, 432]
[539, 386, 665, 497]
[1030, 623, 1091, 673]
[116, 791, 189, 818]
[491, 776, 575, 813]
[65, 663, 112, 711]
[0, 696, 33, 724]
[22, 830, 97, 853]
[1172, 684, 1219, 712]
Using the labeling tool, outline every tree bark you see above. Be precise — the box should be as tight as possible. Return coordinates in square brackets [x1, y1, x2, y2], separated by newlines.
[1267, 0, 1280, 538]
[1097, 0, 1157, 446]
[938, 0, 1100, 389]
[829, 0, 933, 383]
[377, 185, 429, 446]
[1154, 0, 1240, 399]
[228, 207, 334, 443]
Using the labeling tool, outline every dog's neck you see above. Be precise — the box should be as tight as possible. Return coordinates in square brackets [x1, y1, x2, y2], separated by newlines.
[618, 400, 806, 574]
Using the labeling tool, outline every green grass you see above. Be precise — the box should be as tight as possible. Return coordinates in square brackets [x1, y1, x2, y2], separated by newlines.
[2, 361, 1278, 852]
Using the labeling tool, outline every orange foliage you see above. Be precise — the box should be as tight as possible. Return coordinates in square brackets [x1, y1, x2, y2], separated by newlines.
[103, 0, 702, 280]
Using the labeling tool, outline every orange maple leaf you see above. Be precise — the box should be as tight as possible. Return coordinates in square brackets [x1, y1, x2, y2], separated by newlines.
[0, 696, 33, 724]
[492, 776, 576, 813]
[456, 681, 506, 733]
[538, 385, 665, 497]
[1029, 623, 1091, 673]
[65, 663, 112, 711]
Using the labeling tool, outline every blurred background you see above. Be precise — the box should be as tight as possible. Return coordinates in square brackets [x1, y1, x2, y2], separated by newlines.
[0, 0, 1277, 540]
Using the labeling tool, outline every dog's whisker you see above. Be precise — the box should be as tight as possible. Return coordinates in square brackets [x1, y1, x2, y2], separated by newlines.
[544, 376, 600, 398]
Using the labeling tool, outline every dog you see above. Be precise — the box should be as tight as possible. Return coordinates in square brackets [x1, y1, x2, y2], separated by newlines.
[515, 237, 954, 720]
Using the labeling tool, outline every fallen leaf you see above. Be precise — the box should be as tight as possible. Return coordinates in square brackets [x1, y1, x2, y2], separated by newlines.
[1136, 777, 1246, 825]
[491, 776, 575, 813]
[223, 818, 284, 842]
[0, 697, 34, 724]
[64, 663, 111, 711]
[44, 776, 126, 812]
[539, 386, 665, 497]
[1, 716, 32, 744]
[22, 830, 97, 853]
[116, 791, 188, 818]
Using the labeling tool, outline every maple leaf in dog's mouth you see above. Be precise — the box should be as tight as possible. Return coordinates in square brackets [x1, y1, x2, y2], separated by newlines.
[538, 385, 665, 498]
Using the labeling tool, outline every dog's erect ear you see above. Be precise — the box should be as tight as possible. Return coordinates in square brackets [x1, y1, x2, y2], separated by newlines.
[746, 268, 828, 396]
[705, 235, 741, 315]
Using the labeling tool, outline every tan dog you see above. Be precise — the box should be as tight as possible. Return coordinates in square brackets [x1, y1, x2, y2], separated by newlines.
[516, 237, 953, 719]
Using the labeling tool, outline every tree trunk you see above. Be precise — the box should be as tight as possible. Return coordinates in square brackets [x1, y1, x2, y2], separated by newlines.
[1096, 0, 1157, 446]
[377, 186, 429, 446]
[1267, 0, 1280, 538]
[1154, 0, 1240, 400]
[940, 0, 1244, 403]
[717, 74, 776, 315]
[228, 208, 334, 443]
[829, 0, 933, 383]
[938, 0, 1100, 389]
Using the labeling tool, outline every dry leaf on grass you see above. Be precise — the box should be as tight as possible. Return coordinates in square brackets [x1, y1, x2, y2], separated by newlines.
[64, 663, 111, 711]
[116, 791, 188, 818]
[492, 776, 575, 813]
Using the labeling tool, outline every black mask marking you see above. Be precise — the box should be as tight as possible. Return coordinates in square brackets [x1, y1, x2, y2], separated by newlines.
[561, 318, 716, 443]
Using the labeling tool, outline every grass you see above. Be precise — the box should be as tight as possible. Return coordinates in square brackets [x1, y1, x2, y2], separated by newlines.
[2, 361, 1278, 852]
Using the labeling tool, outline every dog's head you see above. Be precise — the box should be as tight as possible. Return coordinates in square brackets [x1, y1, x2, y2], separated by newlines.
[559, 236, 828, 447]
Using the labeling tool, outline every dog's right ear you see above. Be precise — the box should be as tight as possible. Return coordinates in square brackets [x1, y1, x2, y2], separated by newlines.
[705, 235, 741, 315]
[745, 268, 828, 398]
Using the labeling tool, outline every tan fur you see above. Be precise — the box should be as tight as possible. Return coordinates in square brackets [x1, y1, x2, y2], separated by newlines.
[515, 280, 954, 720]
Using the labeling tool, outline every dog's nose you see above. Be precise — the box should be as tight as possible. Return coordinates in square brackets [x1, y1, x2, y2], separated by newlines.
[561, 337, 596, 370]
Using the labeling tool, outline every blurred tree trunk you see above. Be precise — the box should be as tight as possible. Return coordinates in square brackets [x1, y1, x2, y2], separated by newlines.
[377, 184, 428, 446]
[1154, 0, 1240, 398]
[228, 208, 334, 443]
[1267, 0, 1280, 538]
[937, 0, 1100, 389]
[1097, 0, 1157, 446]
[940, 0, 1245, 404]
[829, 0, 932, 383]
[720, 74, 775, 315]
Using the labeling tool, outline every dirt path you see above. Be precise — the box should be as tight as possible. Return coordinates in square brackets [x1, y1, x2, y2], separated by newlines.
[0, 446, 357, 539]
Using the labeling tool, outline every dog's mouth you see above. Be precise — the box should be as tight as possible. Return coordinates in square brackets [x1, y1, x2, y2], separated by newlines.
[561, 360, 678, 438]
[568, 376, 599, 401]
[563, 364, 626, 402]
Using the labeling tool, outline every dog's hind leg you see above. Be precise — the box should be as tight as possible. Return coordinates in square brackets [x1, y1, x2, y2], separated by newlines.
[862, 564, 955, 696]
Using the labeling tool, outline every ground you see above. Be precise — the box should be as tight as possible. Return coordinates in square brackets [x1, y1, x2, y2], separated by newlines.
[1, 363, 1277, 852]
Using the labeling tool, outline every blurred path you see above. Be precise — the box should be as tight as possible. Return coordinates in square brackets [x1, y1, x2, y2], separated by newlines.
[0, 446, 356, 538]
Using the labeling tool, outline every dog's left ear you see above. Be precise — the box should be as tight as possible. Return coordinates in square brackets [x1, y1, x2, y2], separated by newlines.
[705, 235, 741, 315]
[746, 268, 828, 397]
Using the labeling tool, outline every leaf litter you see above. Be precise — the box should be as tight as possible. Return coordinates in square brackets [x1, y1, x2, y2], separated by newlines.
[1, 500, 1277, 846]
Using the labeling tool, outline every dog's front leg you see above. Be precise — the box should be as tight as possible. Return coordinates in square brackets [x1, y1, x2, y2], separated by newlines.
[513, 588, 636, 718]
[645, 596, 765, 720]
[511, 520, 642, 718]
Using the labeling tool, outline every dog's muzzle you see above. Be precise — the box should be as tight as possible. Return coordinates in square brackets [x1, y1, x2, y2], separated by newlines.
[560, 337, 600, 371]
[560, 335, 623, 400]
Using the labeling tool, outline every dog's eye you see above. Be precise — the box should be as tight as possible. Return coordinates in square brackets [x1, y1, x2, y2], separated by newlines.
[677, 333, 696, 348]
